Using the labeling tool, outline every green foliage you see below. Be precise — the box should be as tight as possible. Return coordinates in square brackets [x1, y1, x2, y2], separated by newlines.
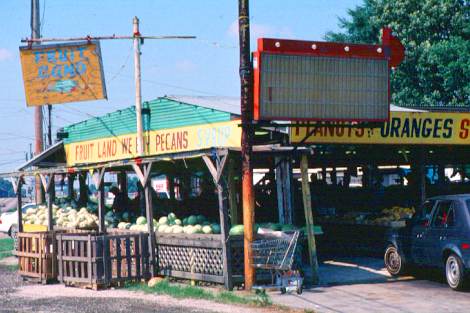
[0, 178, 14, 197]
[325, 0, 470, 109]
[0, 238, 14, 260]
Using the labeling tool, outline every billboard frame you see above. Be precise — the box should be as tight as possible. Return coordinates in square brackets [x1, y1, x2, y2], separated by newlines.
[253, 28, 404, 123]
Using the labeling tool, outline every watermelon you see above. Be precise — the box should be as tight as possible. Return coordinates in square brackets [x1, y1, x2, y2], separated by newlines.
[202, 225, 212, 234]
[196, 215, 206, 224]
[136, 216, 147, 225]
[168, 213, 176, 221]
[182, 217, 188, 225]
[158, 216, 168, 225]
[172, 225, 184, 234]
[174, 219, 182, 225]
[211, 223, 221, 234]
[281, 224, 296, 231]
[158, 225, 168, 233]
[121, 212, 130, 222]
[229, 224, 244, 236]
[187, 215, 197, 226]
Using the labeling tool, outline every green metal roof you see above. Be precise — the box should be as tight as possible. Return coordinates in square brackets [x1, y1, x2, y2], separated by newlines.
[63, 97, 236, 144]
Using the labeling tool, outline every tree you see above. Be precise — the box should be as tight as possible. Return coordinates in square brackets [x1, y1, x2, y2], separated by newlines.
[325, 0, 470, 109]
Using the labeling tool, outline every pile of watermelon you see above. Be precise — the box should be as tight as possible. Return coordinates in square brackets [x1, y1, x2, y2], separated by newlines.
[155, 212, 221, 235]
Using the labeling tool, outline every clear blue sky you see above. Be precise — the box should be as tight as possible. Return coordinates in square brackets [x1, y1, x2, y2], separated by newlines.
[0, 0, 360, 171]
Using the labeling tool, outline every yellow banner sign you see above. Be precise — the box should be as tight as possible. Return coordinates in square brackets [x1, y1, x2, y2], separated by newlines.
[20, 41, 107, 106]
[290, 112, 470, 145]
[65, 120, 241, 166]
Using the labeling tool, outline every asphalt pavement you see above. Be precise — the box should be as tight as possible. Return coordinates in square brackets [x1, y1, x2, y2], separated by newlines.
[271, 257, 470, 313]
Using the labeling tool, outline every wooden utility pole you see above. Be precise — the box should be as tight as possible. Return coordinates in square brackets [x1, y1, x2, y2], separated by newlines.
[133, 17, 144, 156]
[31, 0, 44, 204]
[239, 0, 255, 290]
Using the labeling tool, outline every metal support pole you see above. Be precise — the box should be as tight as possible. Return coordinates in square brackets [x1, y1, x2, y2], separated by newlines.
[31, 0, 44, 204]
[133, 16, 144, 156]
[239, 0, 255, 290]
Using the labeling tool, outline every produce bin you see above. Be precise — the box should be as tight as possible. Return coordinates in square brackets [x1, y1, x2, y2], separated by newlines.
[155, 233, 302, 286]
[56, 231, 150, 289]
[16, 231, 57, 283]
[156, 233, 228, 284]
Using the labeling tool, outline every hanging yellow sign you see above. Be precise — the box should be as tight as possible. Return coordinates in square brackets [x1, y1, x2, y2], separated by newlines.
[19, 41, 107, 106]
[64, 120, 242, 166]
[290, 112, 470, 145]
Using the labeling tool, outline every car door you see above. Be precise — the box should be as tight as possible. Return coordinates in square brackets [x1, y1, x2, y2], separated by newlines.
[424, 200, 454, 267]
[411, 200, 436, 264]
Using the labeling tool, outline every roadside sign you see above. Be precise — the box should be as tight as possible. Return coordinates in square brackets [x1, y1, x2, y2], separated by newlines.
[19, 41, 107, 106]
[64, 120, 242, 166]
[290, 112, 470, 145]
[253, 28, 404, 122]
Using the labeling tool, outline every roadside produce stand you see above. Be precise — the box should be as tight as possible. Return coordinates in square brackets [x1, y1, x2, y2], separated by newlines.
[290, 107, 470, 257]
[3, 96, 321, 290]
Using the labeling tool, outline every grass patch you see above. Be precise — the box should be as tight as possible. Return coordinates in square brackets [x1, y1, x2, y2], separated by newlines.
[126, 279, 271, 307]
[0, 238, 14, 260]
[6, 264, 19, 272]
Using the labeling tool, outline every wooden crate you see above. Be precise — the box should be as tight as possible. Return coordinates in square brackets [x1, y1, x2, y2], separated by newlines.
[16, 231, 57, 283]
[57, 232, 150, 289]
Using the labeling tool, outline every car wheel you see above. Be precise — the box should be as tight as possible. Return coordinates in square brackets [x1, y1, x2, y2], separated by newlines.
[384, 245, 406, 276]
[446, 254, 466, 291]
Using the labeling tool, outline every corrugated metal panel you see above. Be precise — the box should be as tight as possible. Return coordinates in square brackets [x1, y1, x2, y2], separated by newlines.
[63, 97, 233, 144]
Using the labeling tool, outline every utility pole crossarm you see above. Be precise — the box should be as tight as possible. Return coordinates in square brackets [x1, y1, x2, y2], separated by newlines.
[21, 35, 196, 43]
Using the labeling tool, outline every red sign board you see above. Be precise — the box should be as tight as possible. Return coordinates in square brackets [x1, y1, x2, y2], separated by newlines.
[253, 28, 404, 122]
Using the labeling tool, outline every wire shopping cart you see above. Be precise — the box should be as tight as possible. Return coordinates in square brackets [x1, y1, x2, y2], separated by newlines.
[251, 229, 303, 294]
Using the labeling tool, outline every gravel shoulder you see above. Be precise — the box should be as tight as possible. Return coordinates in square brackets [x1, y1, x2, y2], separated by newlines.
[0, 265, 282, 313]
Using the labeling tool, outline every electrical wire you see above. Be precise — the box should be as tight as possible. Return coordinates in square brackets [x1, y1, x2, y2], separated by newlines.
[40, 0, 46, 34]
[108, 42, 133, 82]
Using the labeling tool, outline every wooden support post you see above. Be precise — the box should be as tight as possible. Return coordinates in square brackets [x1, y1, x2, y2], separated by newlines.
[133, 162, 156, 276]
[67, 174, 75, 200]
[417, 148, 426, 206]
[40, 174, 55, 231]
[275, 157, 293, 224]
[300, 154, 319, 285]
[145, 164, 156, 277]
[437, 163, 446, 186]
[12, 177, 24, 233]
[118, 171, 127, 196]
[203, 154, 233, 290]
[93, 169, 106, 233]
[227, 157, 239, 225]
[78, 172, 88, 207]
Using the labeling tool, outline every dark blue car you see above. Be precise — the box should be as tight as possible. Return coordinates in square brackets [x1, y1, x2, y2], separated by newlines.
[385, 194, 470, 290]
